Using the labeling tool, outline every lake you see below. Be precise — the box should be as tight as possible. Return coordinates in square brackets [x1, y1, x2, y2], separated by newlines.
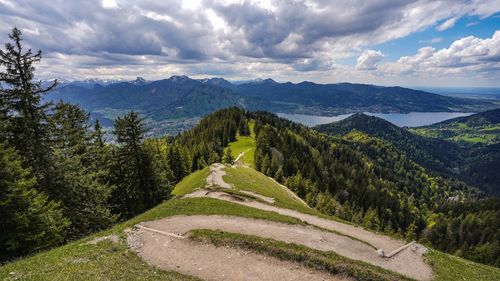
[277, 112, 473, 127]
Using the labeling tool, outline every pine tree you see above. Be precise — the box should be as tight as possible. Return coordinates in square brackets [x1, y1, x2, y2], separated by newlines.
[51, 102, 115, 237]
[111, 112, 167, 218]
[0, 143, 69, 261]
[405, 222, 418, 241]
[0, 28, 57, 184]
[223, 147, 234, 164]
[168, 145, 189, 182]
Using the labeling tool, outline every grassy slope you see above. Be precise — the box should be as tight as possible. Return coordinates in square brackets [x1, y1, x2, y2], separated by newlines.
[2, 162, 500, 280]
[0, 197, 302, 280]
[226, 120, 256, 167]
[223, 166, 311, 213]
[427, 251, 500, 281]
[411, 124, 500, 144]
[170, 166, 210, 196]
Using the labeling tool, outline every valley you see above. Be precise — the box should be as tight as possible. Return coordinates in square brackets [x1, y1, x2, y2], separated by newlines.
[44, 76, 497, 136]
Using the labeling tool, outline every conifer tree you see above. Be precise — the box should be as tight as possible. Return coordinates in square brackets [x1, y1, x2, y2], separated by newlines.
[0, 28, 57, 184]
[51, 101, 115, 237]
[0, 143, 69, 260]
[223, 147, 234, 164]
[111, 112, 167, 218]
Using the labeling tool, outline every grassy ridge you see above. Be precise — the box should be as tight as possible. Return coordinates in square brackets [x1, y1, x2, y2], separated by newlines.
[426, 250, 500, 281]
[223, 166, 310, 213]
[0, 239, 197, 281]
[226, 120, 256, 167]
[170, 166, 210, 196]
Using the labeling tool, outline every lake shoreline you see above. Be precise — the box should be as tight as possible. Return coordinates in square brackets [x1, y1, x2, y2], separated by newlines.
[277, 112, 474, 127]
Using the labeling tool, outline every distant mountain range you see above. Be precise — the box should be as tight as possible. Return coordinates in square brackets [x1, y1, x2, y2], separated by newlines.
[43, 75, 496, 133]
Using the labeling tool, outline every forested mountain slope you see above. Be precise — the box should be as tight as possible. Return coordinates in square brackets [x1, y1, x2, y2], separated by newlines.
[411, 108, 500, 144]
[315, 113, 500, 195]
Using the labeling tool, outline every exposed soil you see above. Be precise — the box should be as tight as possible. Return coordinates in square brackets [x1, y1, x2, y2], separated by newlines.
[128, 226, 347, 281]
[129, 162, 433, 281]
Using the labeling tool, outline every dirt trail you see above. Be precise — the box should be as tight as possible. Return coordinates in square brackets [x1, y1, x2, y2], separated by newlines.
[187, 163, 432, 280]
[132, 215, 430, 280]
[129, 226, 347, 281]
[130, 162, 432, 280]
[233, 149, 250, 165]
[205, 163, 232, 189]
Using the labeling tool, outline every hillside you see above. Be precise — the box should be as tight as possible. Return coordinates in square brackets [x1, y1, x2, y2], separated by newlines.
[411, 108, 500, 144]
[44, 76, 494, 135]
[2, 160, 499, 281]
[314, 113, 500, 195]
[314, 113, 463, 174]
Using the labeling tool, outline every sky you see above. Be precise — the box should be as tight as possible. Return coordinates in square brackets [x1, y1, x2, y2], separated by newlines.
[0, 0, 499, 87]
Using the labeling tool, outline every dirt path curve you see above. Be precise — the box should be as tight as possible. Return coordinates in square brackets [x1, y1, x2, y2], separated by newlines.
[186, 190, 432, 280]
[206, 163, 232, 189]
[129, 225, 347, 281]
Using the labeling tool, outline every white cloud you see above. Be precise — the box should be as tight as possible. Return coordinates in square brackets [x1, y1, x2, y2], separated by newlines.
[101, 0, 119, 9]
[381, 31, 500, 76]
[436, 17, 458, 31]
[356, 50, 384, 70]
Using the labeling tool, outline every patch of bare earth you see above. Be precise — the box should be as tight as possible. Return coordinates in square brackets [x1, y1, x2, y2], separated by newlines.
[186, 162, 433, 281]
[128, 226, 347, 281]
[132, 215, 430, 280]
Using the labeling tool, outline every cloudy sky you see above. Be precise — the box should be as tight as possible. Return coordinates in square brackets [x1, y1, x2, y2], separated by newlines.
[1, 0, 499, 87]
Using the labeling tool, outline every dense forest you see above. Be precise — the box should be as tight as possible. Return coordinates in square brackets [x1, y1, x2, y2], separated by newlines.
[316, 113, 500, 195]
[1, 28, 498, 268]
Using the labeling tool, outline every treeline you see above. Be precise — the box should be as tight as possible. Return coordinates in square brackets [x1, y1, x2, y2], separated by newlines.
[0, 29, 240, 261]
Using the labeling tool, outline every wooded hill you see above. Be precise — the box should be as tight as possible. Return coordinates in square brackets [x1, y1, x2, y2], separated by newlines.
[315, 112, 500, 196]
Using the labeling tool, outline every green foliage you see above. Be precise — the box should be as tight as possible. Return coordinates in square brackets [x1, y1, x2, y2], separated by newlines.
[223, 147, 234, 164]
[0, 28, 55, 187]
[110, 112, 170, 219]
[50, 101, 115, 238]
[423, 198, 500, 267]
[0, 143, 69, 261]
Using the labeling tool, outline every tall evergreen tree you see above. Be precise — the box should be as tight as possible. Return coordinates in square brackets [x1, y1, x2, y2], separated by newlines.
[0, 28, 57, 185]
[111, 112, 167, 218]
[0, 143, 69, 261]
[51, 102, 115, 237]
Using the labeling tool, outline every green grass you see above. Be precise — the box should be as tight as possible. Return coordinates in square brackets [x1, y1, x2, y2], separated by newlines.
[190, 230, 413, 281]
[171, 166, 210, 196]
[410, 124, 500, 145]
[115, 197, 302, 232]
[0, 197, 303, 280]
[426, 250, 500, 281]
[0, 238, 197, 281]
[223, 166, 311, 213]
[226, 120, 256, 167]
